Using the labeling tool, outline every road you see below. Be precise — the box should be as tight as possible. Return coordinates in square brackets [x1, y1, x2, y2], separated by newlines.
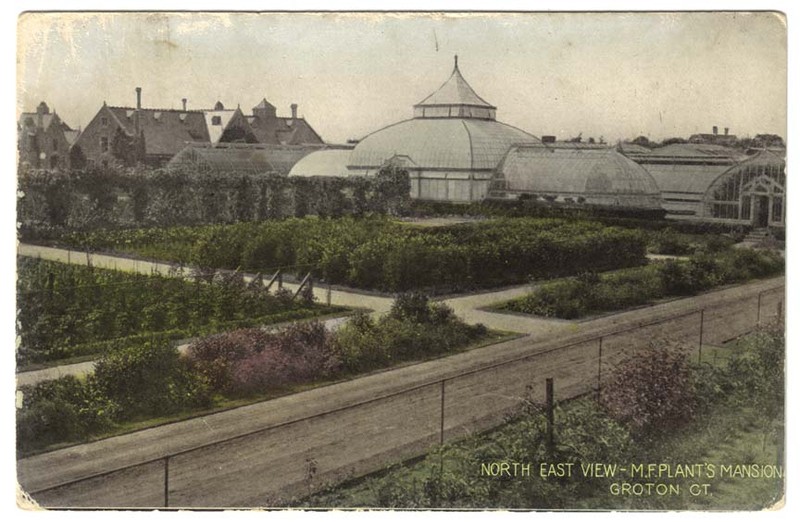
[17, 271, 784, 508]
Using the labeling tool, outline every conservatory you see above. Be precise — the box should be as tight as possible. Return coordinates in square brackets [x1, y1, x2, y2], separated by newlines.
[700, 150, 786, 227]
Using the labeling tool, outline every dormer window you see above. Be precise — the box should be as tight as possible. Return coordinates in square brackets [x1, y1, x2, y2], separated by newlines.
[153, 112, 162, 121]
[179, 113, 187, 122]
[212, 115, 222, 126]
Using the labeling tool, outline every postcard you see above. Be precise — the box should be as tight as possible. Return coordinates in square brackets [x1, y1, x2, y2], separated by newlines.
[15, 11, 787, 510]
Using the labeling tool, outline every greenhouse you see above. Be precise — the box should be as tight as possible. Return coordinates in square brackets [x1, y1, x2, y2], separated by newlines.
[288, 149, 357, 178]
[346, 56, 541, 201]
[491, 143, 663, 209]
[168, 142, 322, 174]
[700, 149, 786, 227]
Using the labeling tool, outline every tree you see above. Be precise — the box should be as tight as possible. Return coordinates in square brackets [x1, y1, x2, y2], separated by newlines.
[630, 135, 651, 148]
[660, 137, 687, 146]
[68, 145, 87, 169]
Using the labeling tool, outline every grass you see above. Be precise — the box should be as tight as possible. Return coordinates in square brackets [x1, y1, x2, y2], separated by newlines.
[302, 400, 783, 510]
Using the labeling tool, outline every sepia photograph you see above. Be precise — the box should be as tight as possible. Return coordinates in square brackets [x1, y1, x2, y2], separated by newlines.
[12, 8, 788, 511]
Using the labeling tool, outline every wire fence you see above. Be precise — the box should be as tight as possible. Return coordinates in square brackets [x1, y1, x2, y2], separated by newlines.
[20, 282, 784, 509]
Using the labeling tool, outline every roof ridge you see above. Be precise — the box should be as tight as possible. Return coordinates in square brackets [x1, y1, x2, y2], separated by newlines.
[107, 105, 206, 113]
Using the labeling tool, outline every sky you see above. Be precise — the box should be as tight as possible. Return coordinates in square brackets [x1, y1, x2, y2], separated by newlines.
[17, 12, 786, 144]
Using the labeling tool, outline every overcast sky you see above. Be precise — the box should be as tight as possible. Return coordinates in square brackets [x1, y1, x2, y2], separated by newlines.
[17, 11, 786, 144]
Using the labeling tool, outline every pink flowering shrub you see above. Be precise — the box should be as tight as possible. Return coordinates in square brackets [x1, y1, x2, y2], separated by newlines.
[186, 321, 341, 396]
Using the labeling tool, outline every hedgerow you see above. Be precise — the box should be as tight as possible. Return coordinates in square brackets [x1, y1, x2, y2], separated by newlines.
[504, 249, 783, 319]
[58, 217, 648, 294]
[17, 164, 410, 236]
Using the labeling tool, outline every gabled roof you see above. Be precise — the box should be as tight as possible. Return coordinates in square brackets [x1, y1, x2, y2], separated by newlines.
[253, 98, 276, 110]
[63, 130, 81, 147]
[202, 109, 238, 144]
[249, 116, 324, 146]
[18, 112, 69, 132]
[106, 106, 210, 156]
[415, 56, 495, 109]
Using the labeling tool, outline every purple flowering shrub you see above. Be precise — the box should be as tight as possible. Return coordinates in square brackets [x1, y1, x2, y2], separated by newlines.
[186, 321, 341, 395]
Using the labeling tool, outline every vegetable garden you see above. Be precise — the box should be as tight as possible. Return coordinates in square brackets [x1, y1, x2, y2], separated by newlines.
[60, 216, 649, 294]
[16, 258, 343, 366]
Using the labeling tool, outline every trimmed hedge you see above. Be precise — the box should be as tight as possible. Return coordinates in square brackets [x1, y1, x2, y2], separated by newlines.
[64, 217, 649, 294]
[504, 249, 784, 319]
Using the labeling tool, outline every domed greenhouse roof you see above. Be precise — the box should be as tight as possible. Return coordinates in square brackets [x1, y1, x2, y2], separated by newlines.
[496, 144, 663, 208]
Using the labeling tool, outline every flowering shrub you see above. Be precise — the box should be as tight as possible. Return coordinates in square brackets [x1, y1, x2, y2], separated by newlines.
[599, 342, 695, 440]
[187, 321, 341, 395]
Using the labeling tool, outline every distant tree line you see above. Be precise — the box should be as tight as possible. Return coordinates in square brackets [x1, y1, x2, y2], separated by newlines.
[17, 164, 411, 238]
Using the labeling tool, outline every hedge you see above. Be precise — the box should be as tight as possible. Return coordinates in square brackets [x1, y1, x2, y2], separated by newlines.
[504, 248, 784, 319]
[63, 217, 649, 294]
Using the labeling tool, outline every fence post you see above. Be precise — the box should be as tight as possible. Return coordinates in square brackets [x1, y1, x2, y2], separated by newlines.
[546, 378, 554, 455]
[757, 292, 763, 325]
[597, 337, 603, 399]
[327, 282, 332, 307]
[164, 456, 170, 508]
[439, 380, 446, 446]
[698, 309, 705, 364]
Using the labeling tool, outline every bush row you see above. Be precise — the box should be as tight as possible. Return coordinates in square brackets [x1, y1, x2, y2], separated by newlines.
[62, 217, 649, 294]
[18, 165, 410, 236]
[504, 248, 784, 319]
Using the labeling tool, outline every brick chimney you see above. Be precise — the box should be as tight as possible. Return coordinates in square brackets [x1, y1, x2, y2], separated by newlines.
[712, 125, 718, 136]
[182, 98, 187, 111]
[291, 103, 298, 120]
[724, 127, 729, 136]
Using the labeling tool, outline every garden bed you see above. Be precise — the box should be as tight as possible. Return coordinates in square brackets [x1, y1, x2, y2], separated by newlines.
[496, 248, 784, 320]
[16, 258, 345, 367]
[16, 294, 511, 456]
[54, 216, 649, 294]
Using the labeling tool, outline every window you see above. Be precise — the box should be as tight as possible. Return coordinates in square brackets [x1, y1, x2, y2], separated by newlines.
[101, 117, 108, 126]
[52, 138, 58, 151]
[100, 136, 109, 153]
[772, 197, 783, 223]
[212, 115, 222, 125]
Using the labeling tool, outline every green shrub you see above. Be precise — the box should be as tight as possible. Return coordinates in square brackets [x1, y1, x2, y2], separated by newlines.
[656, 259, 695, 296]
[16, 376, 116, 454]
[92, 340, 212, 419]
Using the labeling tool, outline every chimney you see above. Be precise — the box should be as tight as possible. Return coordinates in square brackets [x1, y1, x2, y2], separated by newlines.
[712, 125, 718, 136]
[135, 87, 142, 136]
[724, 127, 729, 136]
[291, 103, 298, 120]
[182, 98, 187, 111]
